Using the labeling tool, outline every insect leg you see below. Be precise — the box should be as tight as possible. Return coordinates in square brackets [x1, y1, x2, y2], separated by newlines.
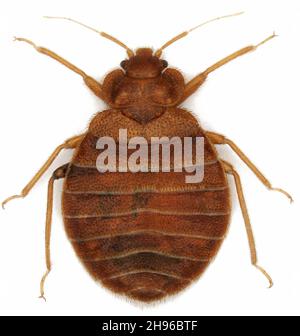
[206, 131, 293, 202]
[221, 159, 273, 288]
[39, 164, 68, 301]
[14, 38, 104, 100]
[180, 33, 276, 103]
[2, 134, 84, 208]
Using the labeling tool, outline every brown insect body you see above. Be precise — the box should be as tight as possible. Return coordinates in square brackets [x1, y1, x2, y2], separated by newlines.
[62, 49, 230, 302]
[4, 14, 290, 303]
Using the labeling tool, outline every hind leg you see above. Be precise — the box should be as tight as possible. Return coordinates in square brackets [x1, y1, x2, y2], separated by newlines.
[39, 164, 69, 301]
[222, 159, 273, 287]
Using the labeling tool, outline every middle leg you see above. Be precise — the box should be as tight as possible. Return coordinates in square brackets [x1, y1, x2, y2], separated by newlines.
[2, 134, 84, 208]
[207, 131, 293, 202]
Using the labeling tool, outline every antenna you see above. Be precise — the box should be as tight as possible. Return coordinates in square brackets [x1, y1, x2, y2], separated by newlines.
[44, 16, 134, 57]
[155, 11, 244, 57]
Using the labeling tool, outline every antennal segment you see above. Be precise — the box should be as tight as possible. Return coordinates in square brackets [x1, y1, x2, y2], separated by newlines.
[44, 16, 134, 57]
[155, 11, 244, 57]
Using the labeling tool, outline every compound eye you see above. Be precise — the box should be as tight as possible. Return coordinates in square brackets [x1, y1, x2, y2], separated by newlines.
[161, 60, 168, 68]
[120, 60, 128, 70]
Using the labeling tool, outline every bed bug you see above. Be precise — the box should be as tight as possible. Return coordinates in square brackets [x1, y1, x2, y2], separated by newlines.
[3, 12, 293, 303]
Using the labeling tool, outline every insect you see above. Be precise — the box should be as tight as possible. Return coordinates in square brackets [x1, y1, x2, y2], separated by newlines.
[3, 12, 293, 303]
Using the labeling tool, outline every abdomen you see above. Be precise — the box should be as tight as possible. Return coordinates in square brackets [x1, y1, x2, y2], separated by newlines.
[62, 123, 230, 302]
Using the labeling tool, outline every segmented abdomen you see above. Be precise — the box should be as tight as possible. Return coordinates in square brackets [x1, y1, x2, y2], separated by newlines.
[62, 132, 230, 302]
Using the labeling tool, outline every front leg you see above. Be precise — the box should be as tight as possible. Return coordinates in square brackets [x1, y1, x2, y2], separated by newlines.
[2, 134, 85, 208]
[207, 131, 293, 202]
[179, 33, 276, 104]
[14, 38, 105, 101]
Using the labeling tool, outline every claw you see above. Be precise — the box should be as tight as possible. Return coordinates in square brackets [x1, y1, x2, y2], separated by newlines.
[38, 295, 47, 302]
[254, 264, 273, 288]
[39, 270, 50, 302]
[271, 187, 293, 203]
[255, 32, 278, 49]
[2, 194, 23, 209]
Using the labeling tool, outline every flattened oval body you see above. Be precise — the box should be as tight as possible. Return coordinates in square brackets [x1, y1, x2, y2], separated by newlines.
[62, 108, 231, 302]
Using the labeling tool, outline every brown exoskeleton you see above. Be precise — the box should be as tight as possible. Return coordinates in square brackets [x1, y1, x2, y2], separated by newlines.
[3, 12, 292, 302]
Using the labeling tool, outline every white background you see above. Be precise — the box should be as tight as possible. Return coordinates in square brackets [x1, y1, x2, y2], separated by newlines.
[0, 0, 299, 316]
